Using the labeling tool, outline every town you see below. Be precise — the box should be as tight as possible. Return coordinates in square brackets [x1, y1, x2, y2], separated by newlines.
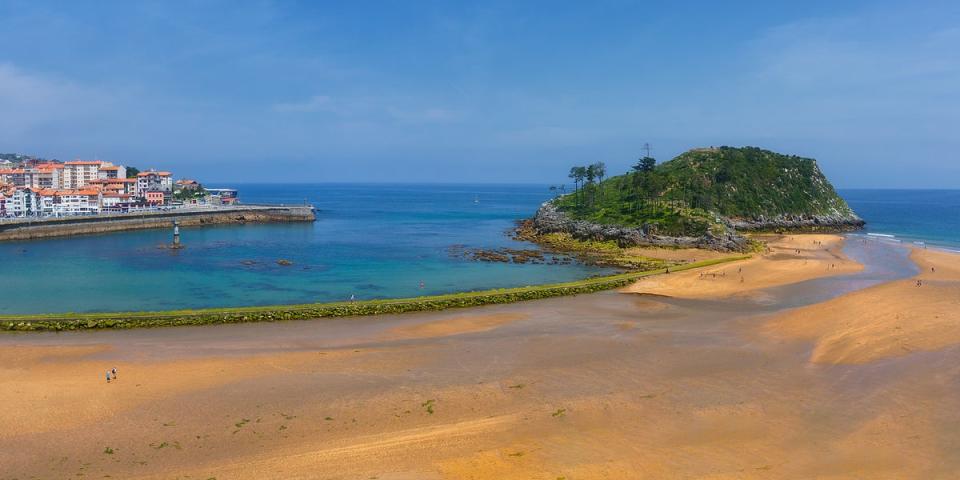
[0, 154, 237, 217]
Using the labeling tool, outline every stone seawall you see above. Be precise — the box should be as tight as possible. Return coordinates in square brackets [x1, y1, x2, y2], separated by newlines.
[0, 206, 316, 241]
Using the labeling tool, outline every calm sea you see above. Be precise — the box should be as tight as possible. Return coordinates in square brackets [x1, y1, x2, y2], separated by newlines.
[841, 189, 960, 251]
[0, 184, 610, 314]
[0, 185, 955, 315]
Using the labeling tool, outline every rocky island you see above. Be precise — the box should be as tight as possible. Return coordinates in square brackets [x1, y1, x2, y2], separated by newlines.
[529, 146, 864, 252]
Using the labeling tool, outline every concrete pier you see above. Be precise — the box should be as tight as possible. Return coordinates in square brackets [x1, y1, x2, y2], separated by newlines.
[0, 205, 316, 241]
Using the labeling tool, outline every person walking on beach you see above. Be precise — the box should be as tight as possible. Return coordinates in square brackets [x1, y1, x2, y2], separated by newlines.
[111, 367, 118, 380]
[105, 371, 111, 383]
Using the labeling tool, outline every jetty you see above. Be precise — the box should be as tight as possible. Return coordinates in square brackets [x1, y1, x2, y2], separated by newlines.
[0, 204, 316, 241]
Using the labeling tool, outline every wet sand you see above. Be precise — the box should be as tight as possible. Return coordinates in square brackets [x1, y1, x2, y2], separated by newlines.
[625, 234, 862, 300]
[764, 247, 960, 364]
[3, 236, 959, 479]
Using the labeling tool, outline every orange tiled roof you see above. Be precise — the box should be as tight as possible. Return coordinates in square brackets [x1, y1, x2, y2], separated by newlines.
[34, 189, 101, 196]
[137, 171, 172, 177]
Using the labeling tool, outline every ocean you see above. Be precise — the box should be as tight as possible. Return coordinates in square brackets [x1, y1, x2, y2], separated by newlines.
[841, 189, 960, 251]
[0, 185, 955, 315]
[0, 184, 610, 314]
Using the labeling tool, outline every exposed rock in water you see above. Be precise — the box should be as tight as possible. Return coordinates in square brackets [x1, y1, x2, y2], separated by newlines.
[276, 259, 294, 266]
[448, 244, 572, 265]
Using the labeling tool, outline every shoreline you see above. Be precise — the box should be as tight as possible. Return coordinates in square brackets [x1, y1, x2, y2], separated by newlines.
[6, 234, 956, 478]
[0, 255, 748, 331]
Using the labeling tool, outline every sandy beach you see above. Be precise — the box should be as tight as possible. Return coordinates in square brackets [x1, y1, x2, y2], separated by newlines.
[624, 234, 863, 300]
[3, 235, 960, 479]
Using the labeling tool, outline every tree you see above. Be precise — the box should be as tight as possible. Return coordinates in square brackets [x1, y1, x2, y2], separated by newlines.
[591, 162, 606, 201]
[126, 166, 140, 178]
[592, 162, 606, 185]
[635, 156, 656, 173]
[568, 167, 580, 197]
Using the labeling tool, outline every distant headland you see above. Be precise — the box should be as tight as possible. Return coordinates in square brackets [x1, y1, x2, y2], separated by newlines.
[528, 146, 865, 252]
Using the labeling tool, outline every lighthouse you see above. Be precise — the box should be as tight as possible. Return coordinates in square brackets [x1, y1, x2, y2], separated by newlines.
[172, 220, 182, 248]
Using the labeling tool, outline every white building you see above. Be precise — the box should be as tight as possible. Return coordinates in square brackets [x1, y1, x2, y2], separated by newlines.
[136, 170, 173, 198]
[101, 193, 133, 209]
[1, 188, 39, 216]
[35, 189, 102, 216]
[62, 161, 102, 189]
[98, 164, 127, 180]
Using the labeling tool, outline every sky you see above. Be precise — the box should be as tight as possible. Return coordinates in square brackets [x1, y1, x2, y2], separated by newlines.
[0, 1, 958, 187]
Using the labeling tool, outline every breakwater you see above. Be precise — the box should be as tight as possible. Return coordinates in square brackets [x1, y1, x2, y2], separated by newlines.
[0, 205, 315, 241]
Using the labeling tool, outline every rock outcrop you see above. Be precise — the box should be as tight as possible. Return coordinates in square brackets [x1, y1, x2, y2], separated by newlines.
[532, 202, 753, 252]
[727, 213, 865, 232]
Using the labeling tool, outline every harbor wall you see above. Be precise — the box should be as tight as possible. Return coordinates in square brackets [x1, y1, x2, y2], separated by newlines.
[0, 205, 315, 241]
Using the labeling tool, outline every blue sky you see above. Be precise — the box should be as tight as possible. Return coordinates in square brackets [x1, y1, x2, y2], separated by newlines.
[1, 1, 958, 187]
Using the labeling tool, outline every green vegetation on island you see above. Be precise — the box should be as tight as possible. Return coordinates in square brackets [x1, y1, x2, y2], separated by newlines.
[549, 146, 861, 238]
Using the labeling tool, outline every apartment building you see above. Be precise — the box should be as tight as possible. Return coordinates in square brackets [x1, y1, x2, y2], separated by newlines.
[98, 164, 127, 179]
[88, 178, 136, 195]
[62, 161, 102, 189]
[136, 170, 173, 198]
[0, 188, 38, 216]
[34, 189, 102, 216]
[0, 168, 26, 187]
[23, 163, 64, 189]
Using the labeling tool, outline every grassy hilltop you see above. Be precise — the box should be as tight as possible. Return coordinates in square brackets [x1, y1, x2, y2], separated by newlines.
[552, 146, 858, 237]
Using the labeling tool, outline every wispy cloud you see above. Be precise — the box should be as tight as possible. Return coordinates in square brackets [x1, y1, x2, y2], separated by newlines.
[273, 94, 461, 124]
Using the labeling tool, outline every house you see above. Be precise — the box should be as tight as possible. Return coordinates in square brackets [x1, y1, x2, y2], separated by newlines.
[206, 188, 238, 205]
[98, 164, 127, 180]
[144, 190, 166, 205]
[175, 179, 201, 191]
[136, 170, 173, 198]
[101, 193, 134, 212]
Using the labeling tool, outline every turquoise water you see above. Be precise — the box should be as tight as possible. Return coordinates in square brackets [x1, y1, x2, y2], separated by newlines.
[1, 185, 956, 315]
[0, 184, 611, 314]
